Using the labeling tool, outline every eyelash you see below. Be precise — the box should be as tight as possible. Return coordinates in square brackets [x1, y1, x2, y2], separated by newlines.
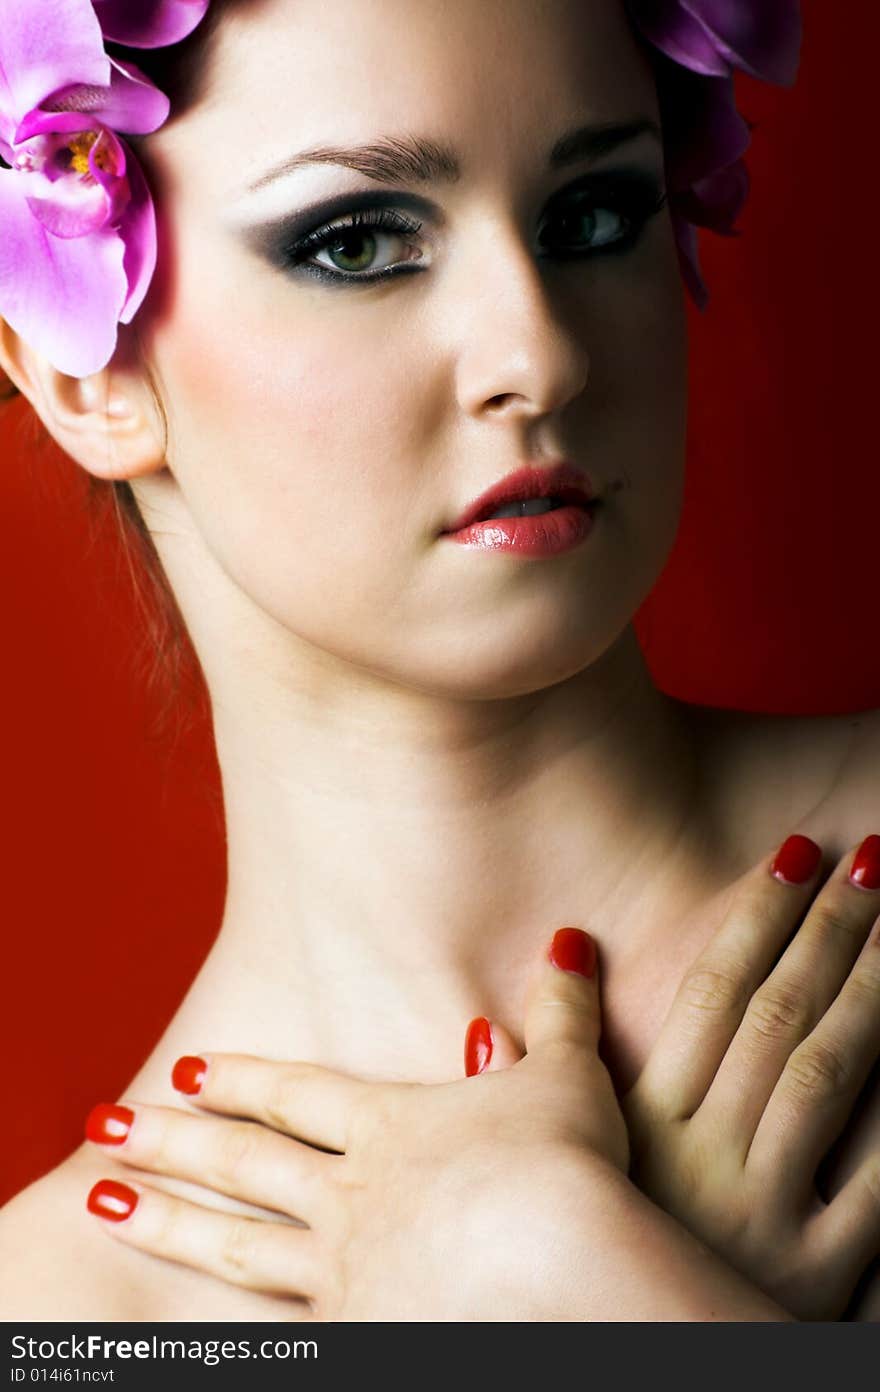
[277, 175, 669, 287]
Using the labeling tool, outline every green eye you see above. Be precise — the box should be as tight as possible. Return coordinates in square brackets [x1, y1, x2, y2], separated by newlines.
[323, 230, 382, 273]
[280, 206, 426, 284]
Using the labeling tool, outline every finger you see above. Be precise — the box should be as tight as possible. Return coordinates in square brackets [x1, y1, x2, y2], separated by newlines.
[171, 1053, 370, 1153]
[85, 1101, 336, 1225]
[747, 909, 880, 1188]
[809, 1151, 880, 1306]
[705, 836, 880, 1153]
[86, 1177, 319, 1308]
[633, 834, 824, 1120]
[463, 1017, 523, 1076]
[523, 927, 600, 1058]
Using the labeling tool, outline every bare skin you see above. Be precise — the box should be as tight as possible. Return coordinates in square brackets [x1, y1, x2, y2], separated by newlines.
[0, 0, 877, 1320]
[69, 827, 880, 1322]
[2, 700, 877, 1321]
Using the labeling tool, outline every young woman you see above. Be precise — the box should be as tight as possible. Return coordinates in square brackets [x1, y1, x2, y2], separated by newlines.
[1, 0, 878, 1320]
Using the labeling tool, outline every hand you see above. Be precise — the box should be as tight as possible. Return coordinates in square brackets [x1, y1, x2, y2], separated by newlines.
[617, 832, 880, 1321]
[473, 834, 880, 1320]
[554, 829, 868, 1319]
[84, 928, 633, 1321]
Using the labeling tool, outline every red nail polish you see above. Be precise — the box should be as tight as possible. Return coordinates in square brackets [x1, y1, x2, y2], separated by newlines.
[770, 834, 822, 885]
[465, 1017, 493, 1076]
[548, 927, 596, 979]
[87, 1179, 138, 1222]
[172, 1055, 207, 1095]
[85, 1103, 134, 1146]
[850, 835, 880, 890]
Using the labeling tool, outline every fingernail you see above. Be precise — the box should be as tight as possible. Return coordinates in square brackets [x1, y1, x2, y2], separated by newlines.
[464, 1017, 493, 1076]
[87, 1179, 138, 1222]
[85, 1102, 134, 1146]
[770, 834, 822, 885]
[172, 1055, 207, 1095]
[850, 835, 880, 890]
[548, 927, 597, 979]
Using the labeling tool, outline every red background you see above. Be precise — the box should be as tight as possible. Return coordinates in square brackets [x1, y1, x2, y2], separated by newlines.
[1, 3, 873, 1207]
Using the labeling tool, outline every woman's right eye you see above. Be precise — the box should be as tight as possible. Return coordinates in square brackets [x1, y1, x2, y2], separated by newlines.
[280, 207, 426, 286]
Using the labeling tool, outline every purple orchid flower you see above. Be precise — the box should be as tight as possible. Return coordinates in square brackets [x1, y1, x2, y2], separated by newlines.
[0, 0, 209, 378]
[626, 0, 802, 307]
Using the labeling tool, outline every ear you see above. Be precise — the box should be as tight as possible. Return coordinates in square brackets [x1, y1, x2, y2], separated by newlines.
[0, 315, 166, 481]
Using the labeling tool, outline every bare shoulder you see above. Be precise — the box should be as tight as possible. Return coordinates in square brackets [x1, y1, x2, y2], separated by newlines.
[0, 1149, 306, 1322]
[0, 1154, 139, 1321]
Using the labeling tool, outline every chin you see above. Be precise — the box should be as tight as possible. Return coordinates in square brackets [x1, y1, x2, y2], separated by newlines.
[378, 609, 639, 703]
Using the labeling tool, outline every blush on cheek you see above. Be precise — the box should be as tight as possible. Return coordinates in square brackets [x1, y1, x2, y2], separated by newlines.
[158, 291, 402, 555]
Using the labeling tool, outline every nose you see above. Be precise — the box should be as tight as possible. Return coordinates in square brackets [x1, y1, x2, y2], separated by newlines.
[452, 217, 591, 424]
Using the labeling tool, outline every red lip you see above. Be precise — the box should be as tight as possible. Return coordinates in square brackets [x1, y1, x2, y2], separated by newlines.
[442, 462, 597, 533]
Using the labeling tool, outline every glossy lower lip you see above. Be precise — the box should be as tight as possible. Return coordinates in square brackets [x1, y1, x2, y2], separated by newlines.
[442, 504, 598, 557]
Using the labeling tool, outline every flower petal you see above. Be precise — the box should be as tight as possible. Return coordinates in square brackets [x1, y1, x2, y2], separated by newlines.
[22, 57, 172, 137]
[676, 160, 750, 235]
[116, 150, 157, 323]
[25, 174, 118, 238]
[14, 107, 106, 142]
[679, 1, 802, 86]
[0, 169, 127, 375]
[93, 0, 211, 49]
[102, 57, 170, 132]
[0, 0, 108, 126]
[630, 1, 802, 86]
[629, 0, 733, 77]
[15, 58, 169, 143]
[657, 69, 750, 191]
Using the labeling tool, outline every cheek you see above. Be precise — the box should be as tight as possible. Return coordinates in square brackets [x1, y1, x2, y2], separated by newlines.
[627, 239, 687, 492]
[156, 271, 424, 580]
[619, 227, 689, 438]
[619, 347, 688, 586]
[586, 232, 688, 548]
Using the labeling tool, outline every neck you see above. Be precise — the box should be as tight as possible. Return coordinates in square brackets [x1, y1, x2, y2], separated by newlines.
[144, 624, 715, 1087]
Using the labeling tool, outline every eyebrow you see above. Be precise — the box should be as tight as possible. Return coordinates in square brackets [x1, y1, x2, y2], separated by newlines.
[243, 117, 662, 195]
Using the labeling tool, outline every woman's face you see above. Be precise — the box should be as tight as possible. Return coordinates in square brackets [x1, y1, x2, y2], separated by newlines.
[136, 0, 687, 699]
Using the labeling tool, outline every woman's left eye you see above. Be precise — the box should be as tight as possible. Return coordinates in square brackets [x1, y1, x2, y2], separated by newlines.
[279, 175, 668, 285]
[540, 201, 651, 254]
